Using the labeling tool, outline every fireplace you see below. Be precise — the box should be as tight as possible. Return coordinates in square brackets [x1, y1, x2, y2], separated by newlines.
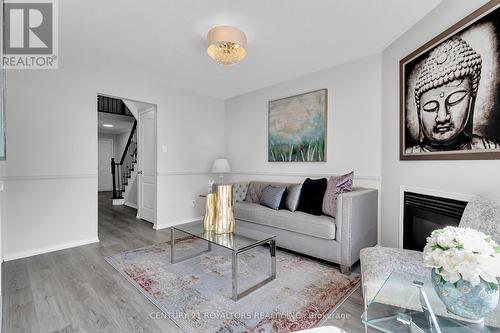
[403, 192, 468, 251]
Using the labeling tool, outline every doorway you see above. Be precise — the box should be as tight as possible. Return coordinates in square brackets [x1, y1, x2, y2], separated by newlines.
[97, 94, 157, 225]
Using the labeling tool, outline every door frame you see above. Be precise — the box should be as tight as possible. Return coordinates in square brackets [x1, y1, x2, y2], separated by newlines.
[136, 106, 157, 224]
[96, 92, 158, 228]
[97, 137, 114, 192]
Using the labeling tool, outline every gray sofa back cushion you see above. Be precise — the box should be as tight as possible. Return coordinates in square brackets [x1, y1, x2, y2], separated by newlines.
[245, 181, 294, 203]
[232, 182, 249, 202]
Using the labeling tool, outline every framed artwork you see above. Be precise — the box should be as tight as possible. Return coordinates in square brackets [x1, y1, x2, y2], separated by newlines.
[0, 2, 5, 160]
[400, 1, 500, 160]
[268, 89, 327, 162]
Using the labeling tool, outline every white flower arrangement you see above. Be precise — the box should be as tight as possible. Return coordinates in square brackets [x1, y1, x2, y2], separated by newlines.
[423, 226, 500, 289]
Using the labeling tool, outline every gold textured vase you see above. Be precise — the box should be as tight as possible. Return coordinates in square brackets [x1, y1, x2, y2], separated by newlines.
[203, 193, 217, 231]
[215, 184, 235, 234]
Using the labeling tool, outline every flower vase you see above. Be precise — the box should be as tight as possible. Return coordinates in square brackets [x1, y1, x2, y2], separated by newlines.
[431, 269, 499, 321]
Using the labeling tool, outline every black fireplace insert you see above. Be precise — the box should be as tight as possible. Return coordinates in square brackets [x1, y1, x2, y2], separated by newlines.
[403, 192, 468, 251]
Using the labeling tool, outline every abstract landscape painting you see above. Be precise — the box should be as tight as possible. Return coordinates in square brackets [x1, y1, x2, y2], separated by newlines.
[268, 89, 327, 162]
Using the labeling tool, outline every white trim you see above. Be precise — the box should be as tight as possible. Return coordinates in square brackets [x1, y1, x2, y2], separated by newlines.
[157, 171, 208, 176]
[124, 201, 137, 209]
[154, 216, 203, 230]
[1, 173, 97, 181]
[156, 170, 381, 182]
[112, 198, 125, 205]
[137, 106, 158, 225]
[230, 170, 381, 181]
[398, 186, 476, 248]
[3, 237, 100, 261]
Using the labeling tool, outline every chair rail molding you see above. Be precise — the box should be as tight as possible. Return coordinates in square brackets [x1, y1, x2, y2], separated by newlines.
[398, 185, 476, 249]
[157, 171, 209, 176]
[1, 173, 98, 181]
[230, 170, 381, 182]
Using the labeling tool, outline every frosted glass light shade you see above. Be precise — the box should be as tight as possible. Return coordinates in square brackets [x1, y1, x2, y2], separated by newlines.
[211, 158, 231, 173]
[207, 26, 247, 65]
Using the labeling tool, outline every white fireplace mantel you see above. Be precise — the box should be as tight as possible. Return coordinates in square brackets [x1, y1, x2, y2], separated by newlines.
[398, 186, 476, 249]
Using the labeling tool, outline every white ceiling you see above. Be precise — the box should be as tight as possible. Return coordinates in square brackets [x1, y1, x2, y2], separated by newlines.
[63, 0, 442, 99]
[98, 112, 135, 135]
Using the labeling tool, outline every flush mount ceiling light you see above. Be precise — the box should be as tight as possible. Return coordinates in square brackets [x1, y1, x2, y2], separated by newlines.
[207, 26, 247, 66]
[102, 124, 114, 127]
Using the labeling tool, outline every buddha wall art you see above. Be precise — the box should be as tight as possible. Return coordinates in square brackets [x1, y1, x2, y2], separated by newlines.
[400, 2, 500, 160]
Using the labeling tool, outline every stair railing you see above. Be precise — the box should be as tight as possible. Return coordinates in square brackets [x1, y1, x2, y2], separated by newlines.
[111, 120, 138, 199]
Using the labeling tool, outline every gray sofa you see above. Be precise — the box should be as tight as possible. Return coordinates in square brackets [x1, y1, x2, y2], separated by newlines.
[231, 181, 378, 274]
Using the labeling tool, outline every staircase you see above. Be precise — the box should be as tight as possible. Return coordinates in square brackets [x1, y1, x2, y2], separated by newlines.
[111, 120, 138, 206]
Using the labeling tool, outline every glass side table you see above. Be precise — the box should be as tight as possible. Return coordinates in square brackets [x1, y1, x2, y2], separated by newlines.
[361, 270, 500, 332]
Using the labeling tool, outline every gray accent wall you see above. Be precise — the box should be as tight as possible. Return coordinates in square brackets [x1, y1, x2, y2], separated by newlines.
[380, 0, 500, 247]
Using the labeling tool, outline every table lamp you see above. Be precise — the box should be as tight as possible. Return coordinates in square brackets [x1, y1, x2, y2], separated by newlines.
[211, 158, 231, 184]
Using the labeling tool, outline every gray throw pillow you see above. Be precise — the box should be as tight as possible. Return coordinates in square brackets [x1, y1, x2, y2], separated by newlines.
[286, 184, 302, 212]
[260, 185, 286, 210]
[322, 172, 354, 218]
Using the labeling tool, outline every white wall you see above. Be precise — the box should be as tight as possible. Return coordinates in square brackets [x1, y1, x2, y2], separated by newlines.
[3, 64, 224, 260]
[225, 54, 382, 188]
[116, 131, 131, 161]
[224, 54, 383, 240]
[380, 0, 500, 247]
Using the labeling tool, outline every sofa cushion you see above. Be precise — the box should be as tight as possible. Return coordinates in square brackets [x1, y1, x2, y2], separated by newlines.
[297, 178, 328, 216]
[260, 185, 286, 210]
[245, 181, 293, 203]
[322, 172, 354, 218]
[234, 202, 336, 240]
[286, 183, 302, 212]
[232, 182, 249, 202]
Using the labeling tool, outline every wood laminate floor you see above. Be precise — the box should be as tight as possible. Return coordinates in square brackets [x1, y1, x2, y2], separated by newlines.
[2, 192, 374, 333]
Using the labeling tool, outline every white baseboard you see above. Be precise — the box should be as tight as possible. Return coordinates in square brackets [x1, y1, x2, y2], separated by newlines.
[124, 201, 137, 209]
[112, 198, 125, 205]
[3, 237, 100, 261]
[154, 216, 203, 230]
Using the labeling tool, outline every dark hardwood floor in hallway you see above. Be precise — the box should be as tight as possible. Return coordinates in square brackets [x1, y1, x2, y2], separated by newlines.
[2, 191, 370, 333]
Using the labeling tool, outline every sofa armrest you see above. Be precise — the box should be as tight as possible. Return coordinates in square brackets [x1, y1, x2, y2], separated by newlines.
[336, 188, 378, 269]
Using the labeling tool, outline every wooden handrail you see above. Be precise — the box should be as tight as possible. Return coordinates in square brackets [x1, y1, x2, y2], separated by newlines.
[120, 120, 137, 165]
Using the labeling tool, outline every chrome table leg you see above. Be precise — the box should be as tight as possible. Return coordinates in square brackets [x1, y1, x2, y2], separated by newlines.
[170, 228, 175, 264]
[232, 251, 238, 301]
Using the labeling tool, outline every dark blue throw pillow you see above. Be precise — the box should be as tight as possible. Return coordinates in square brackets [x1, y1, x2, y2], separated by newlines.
[297, 178, 328, 216]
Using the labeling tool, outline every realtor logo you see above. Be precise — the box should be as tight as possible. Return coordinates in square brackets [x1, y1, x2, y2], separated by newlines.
[2, 0, 58, 69]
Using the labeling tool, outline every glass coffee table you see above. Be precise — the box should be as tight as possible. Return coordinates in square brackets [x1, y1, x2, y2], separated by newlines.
[362, 270, 500, 332]
[170, 220, 276, 301]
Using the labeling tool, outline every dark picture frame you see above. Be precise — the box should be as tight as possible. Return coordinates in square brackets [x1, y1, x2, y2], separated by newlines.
[400, 0, 500, 160]
[268, 89, 327, 162]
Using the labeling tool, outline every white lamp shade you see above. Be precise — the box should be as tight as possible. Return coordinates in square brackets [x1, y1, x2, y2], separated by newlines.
[211, 158, 231, 173]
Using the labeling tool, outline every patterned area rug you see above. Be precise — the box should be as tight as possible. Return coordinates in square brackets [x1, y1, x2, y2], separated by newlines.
[105, 237, 360, 333]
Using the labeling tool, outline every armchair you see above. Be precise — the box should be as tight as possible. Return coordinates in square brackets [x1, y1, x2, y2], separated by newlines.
[360, 198, 500, 303]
